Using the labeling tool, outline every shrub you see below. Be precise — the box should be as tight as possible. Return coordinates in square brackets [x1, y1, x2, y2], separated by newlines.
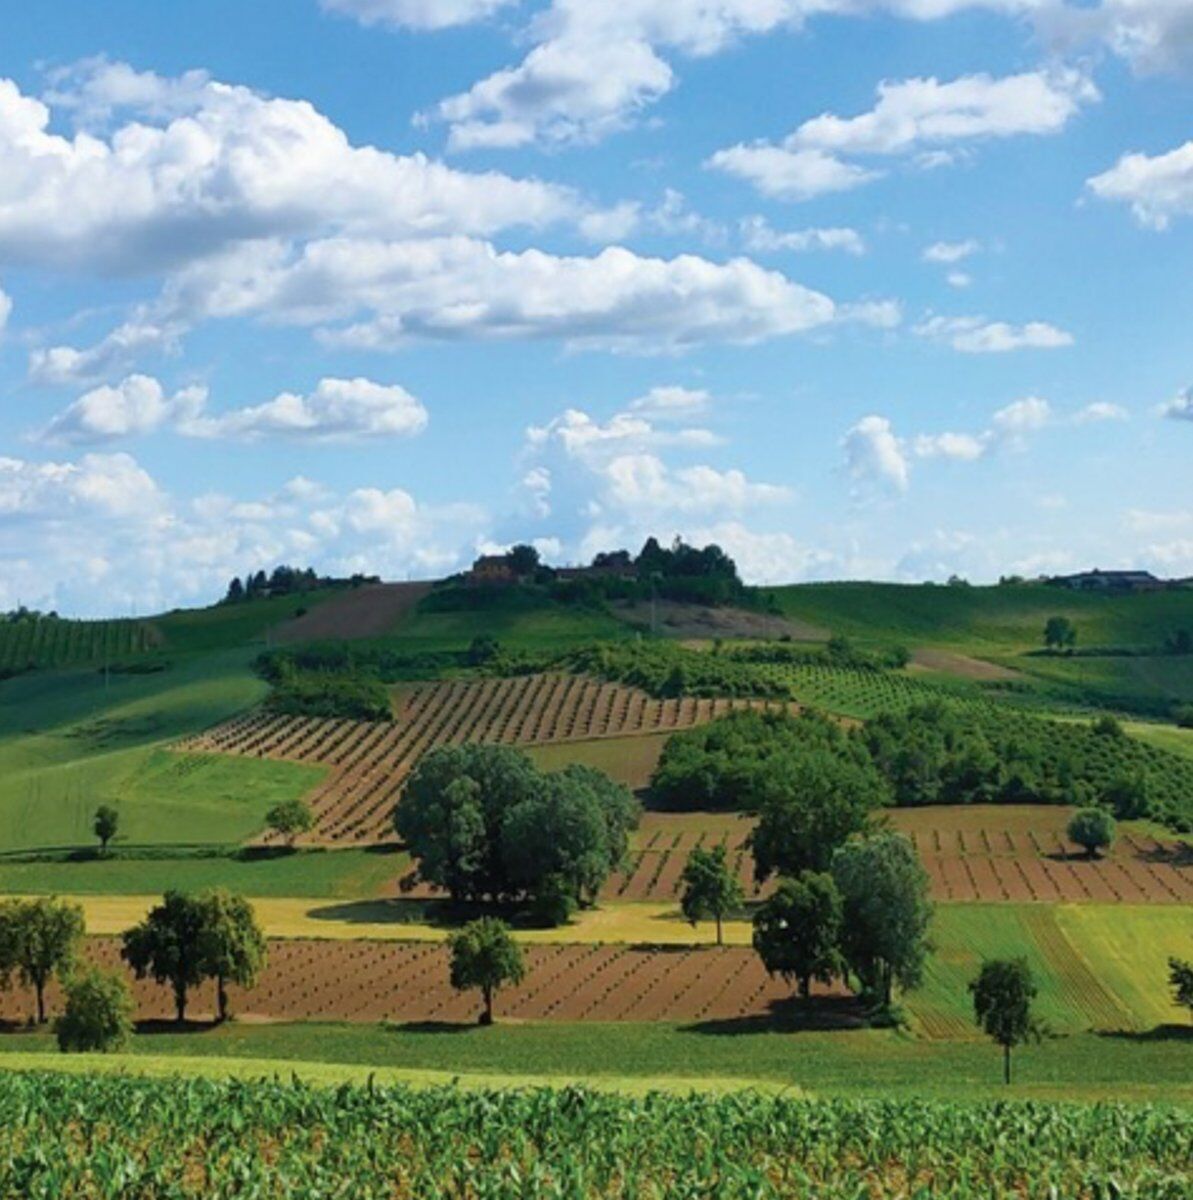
[55, 967, 134, 1053]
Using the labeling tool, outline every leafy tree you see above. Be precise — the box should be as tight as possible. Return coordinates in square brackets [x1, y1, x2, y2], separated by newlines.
[1168, 957, 1193, 1021]
[1067, 806, 1116, 859]
[680, 844, 744, 946]
[265, 797, 314, 848]
[1175, 705, 1193, 731]
[503, 766, 638, 915]
[196, 889, 267, 1022]
[507, 543, 540, 576]
[93, 805, 119, 855]
[466, 634, 500, 666]
[751, 751, 883, 880]
[122, 891, 209, 1024]
[397, 745, 540, 902]
[752, 873, 843, 1000]
[448, 917, 525, 1026]
[0, 897, 85, 1024]
[55, 967, 134, 1053]
[398, 748, 637, 919]
[970, 957, 1042, 1083]
[1093, 714, 1123, 739]
[1101, 772, 1148, 820]
[832, 833, 933, 1009]
[1044, 616, 1076, 652]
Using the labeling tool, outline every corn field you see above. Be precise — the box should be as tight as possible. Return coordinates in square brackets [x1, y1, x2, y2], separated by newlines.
[0, 1072, 1189, 1198]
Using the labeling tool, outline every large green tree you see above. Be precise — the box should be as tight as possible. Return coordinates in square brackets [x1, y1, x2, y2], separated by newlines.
[265, 797, 314, 848]
[752, 872, 843, 1000]
[448, 918, 526, 1026]
[121, 891, 209, 1024]
[680, 844, 744, 946]
[0, 897, 85, 1024]
[751, 751, 884, 880]
[970, 957, 1041, 1084]
[1168, 957, 1193, 1021]
[397, 747, 638, 917]
[396, 745, 541, 902]
[93, 805, 119, 855]
[831, 832, 933, 1009]
[196, 889, 268, 1022]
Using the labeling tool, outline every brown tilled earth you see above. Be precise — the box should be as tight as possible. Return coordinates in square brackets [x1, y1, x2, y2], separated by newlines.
[390, 806, 1193, 906]
[0, 937, 825, 1027]
[273, 582, 431, 644]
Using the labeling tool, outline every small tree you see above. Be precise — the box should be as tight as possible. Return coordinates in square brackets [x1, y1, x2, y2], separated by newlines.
[265, 797, 313, 848]
[832, 833, 933, 1010]
[121, 891, 209, 1024]
[55, 966, 134, 1053]
[970, 957, 1042, 1084]
[93, 805, 119, 855]
[1067, 807, 1116, 859]
[1044, 616, 1076, 653]
[1168, 957, 1193, 1022]
[196, 889, 267, 1022]
[680, 844, 744, 946]
[448, 917, 525, 1026]
[0, 897, 85, 1024]
[752, 873, 843, 1001]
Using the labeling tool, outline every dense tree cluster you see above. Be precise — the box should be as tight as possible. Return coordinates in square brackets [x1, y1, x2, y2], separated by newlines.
[221, 566, 379, 605]
[256, 653, 392, 721]
[395, 746, 640, 924]
[122, 889, 266, 1023]
[650, 710, 885, 813]
[753, 833, 933, 1012]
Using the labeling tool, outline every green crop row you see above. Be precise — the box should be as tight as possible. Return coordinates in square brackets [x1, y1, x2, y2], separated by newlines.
[1, 1072, 1189, 1198]
[0, 617, 157, 673]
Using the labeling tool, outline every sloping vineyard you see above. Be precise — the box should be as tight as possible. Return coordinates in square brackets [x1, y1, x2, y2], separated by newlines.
[181, 674, 764, 843]
[0, 616, 158, 672]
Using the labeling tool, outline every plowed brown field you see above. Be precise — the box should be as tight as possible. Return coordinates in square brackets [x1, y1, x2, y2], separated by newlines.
[274, 582, 431, 644]
[0, 937, 814, 1027]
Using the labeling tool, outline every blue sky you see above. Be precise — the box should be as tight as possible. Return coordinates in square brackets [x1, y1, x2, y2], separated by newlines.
[1, 0, 1190, 615]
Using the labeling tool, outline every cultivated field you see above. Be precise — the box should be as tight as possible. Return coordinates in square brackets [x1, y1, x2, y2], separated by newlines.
[182, 674, 763, 842]
[0, 617, 158, 671]
[274, 582, 431, 643]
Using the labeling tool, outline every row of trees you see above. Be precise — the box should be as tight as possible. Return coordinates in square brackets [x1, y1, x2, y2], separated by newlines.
[221, 566, 379, 605]
[396, 746, 640, 924]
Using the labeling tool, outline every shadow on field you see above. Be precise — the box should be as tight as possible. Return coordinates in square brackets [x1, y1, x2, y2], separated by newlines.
[1097, 1024, 1193, 1043]
[307, 899, 449, 927]
[684, 996, 870, 1036]
[385, 1021, 476, 1035]
[135, 1019, 222, 1035]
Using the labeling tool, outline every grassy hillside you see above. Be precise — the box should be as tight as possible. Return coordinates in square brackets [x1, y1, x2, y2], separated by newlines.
[0, 650, 321, 851]
[767, 582, 1193, 652]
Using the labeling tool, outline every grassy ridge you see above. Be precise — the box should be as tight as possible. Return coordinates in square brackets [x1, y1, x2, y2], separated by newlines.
[766, 582, 1193, 652]
[1, 1025, 1188, 1103]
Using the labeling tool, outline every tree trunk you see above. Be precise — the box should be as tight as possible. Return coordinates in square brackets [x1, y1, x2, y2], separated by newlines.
[216, 972, 229, 1023]
[35, 980, 46, 1026]
[480, 985, 494, 1026]
[799, 976, 811, 1002]
[1004, 1042, 1012, 1085]
[715, 912, 723, 947]
[174, 981, 188, 1025]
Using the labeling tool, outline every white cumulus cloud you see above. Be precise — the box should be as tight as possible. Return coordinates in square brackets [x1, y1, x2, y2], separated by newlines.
[320, 0, 516, 30]
[1087, 140, 1193, 230]
[913, 315, 1074, 353]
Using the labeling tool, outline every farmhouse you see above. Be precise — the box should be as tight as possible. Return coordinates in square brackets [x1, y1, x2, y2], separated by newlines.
[1048, 569, 1165, 592]
[466, 555, 518, 585]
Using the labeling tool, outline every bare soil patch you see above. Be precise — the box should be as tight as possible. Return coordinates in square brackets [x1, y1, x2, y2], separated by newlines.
[0, 937, 815, 1026]
[611, 599, 828, 642]
[909, 647, 1023, 682]
[274, 582, 431, 644]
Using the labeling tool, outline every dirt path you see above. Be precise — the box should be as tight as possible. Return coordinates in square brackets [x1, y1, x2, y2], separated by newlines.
[910, 647, 1023, 682]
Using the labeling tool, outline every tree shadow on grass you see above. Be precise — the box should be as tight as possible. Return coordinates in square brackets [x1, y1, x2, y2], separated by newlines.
[1097, 1024, 1193, 1043]
[683, 995, 871, 1036]
[384, 1020, 478, 1035]
[134, 1019, 221, 1036]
